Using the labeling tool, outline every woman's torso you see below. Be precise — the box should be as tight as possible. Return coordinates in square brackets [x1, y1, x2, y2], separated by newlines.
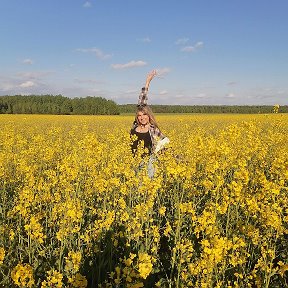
[130, 128, 152, 156]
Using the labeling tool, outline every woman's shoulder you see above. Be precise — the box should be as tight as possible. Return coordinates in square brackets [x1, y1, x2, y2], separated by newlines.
[130, 122, 138, 133]
[149, 124, 159, 131]
[130, 127, 137, 134]
[149, 124, 166, 138]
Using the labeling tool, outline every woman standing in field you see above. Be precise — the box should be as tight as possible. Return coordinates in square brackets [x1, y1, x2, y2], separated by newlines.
[130, 70, 170, 178]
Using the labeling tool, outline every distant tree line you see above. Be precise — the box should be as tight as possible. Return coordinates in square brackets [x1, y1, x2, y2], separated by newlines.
[0, 95, 120, 115]
[0, 95, 286, 115]
[119, 104, 288, 114]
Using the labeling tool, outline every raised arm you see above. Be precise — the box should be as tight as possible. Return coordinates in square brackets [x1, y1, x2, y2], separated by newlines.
[138, 70, 157, 106]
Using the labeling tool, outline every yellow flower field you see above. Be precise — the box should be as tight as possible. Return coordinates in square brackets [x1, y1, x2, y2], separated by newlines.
[0, 114, 287, 287]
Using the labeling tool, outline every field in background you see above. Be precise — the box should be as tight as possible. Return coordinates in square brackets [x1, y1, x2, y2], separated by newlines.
[0, 114, 287, 287]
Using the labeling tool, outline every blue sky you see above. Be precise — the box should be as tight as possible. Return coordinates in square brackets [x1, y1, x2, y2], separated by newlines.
[1, 0, 287, 105]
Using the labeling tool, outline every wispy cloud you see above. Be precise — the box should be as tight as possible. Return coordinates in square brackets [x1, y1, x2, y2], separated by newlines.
[175, 94, 185, 99]
[83, 1, 92, 8]
[76, 48, 112, 60]
[253, 87, 287, 101]
[111, 60, 147, 69]
[156, 67, 171, 78]
[0, 79, 16, 92]
[22, 58, 34, 65]
[176, 37, 204, 52]
[159, 90, 168, 95]
[195, 93, 207, 98]
[175, 38, 189, 45]
[17, 71, 53, 79]
[74, 78, 104, 85]
[19, 81, 36, 88]
[181, 41, 204, 52]
[0, 71, 52, 95]
[137, 37, 151, 43]
[225, 93, 236, 98]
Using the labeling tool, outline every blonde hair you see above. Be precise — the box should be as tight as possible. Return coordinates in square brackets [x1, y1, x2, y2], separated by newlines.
[135, 105, 159, 128]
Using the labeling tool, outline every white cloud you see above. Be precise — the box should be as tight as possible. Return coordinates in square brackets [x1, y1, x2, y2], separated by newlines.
[0, 75, 38, 93]
[87, 88, 102, 94]
[83, 1, 92, 8]
[19, 81, 35, 88]
[175, 38, 189, 45]
[196, 93, 207, 98]
[0, 81, 15, 92]
[159, 90, 168, 95]
[226, 93, 236, 98]
[74, 78, 104, 85]
[181, 41, 204, 52]
[175, 94, 185, 99]
[111, 60, 147, 69]
[17, 71, 53, 79]
[156, 67, 171, 78]
[124, 89, 138, 94]
[137, 37, 151, 43]
[22, 58, 33, 65]
[76, 48, 112, 60]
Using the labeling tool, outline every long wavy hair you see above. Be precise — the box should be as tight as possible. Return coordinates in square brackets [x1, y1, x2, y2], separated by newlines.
[135, 105, 159, 128]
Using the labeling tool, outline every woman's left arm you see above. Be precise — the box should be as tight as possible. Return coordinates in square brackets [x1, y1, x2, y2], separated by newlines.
[138, 70, 157, 106]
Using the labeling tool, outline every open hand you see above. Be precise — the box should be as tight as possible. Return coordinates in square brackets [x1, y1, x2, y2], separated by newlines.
[145, 69, 157, 89]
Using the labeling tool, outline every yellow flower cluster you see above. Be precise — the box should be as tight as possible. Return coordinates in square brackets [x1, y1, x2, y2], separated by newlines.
[0, 113, 287, 287]
[11, 263, 35, 288]
[0, 247, 5, 265]
[138, 252, 155, 279]
[41, 269, 63, 288]
[24, 215, 46, 243]
[68, 273, 88, 288]
[65, 251, 82, 273]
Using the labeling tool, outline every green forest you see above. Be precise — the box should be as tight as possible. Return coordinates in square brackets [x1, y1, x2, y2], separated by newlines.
[118, 104, 287, 114]
[0, 95, 286, 115]
[0, 95, 119, 115]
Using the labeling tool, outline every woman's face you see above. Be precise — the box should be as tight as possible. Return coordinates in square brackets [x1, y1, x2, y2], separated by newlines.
[137, 111, 150, 126]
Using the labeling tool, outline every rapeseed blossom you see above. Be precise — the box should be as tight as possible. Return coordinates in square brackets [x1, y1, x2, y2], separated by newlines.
[41, 269, 63, 288]
[0, 247, 5, 265]
[0, 114, 287, 287]
[68, 273, 88, 288]
[138, 252, 155, 279]
[11, 263, 35, 288]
